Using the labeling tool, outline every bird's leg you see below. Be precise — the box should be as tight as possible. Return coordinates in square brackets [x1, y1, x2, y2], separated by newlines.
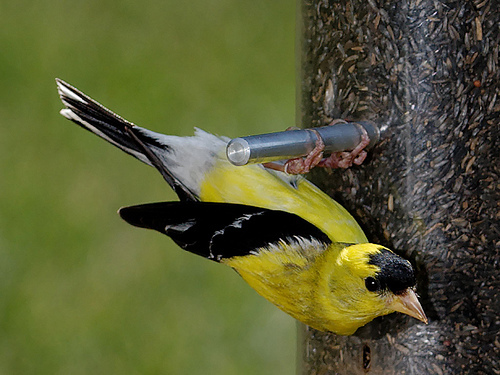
[263, 129, 325, 174]
[317, 124, 370, 169]
[284, 131, 325, 174]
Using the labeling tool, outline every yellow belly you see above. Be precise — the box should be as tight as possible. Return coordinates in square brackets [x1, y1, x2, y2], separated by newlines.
[221, 242, 370, 335]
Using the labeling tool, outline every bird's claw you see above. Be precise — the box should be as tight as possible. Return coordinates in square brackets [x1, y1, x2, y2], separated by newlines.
[317, 125, 370, 169]
[263, 130, 325, 174]
[284, 130, 325, 174]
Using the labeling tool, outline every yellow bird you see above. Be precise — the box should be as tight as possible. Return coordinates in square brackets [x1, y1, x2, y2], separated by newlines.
[56, 79, 427, 335]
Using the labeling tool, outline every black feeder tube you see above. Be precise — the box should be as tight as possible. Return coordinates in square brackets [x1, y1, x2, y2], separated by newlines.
[298, 0, 500, 374]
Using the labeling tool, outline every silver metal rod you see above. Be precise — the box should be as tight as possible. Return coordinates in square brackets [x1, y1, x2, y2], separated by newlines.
[226, 121, 380, 166]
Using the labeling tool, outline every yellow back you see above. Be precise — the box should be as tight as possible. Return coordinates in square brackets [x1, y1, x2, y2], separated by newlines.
[199, 161, 368, 244]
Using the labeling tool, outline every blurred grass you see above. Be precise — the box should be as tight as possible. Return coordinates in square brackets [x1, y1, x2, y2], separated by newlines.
[0, 0, 296, 374]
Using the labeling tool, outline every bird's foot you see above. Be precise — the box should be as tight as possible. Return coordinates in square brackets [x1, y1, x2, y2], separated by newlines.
[317, 125, 370, 169]
[263, 122, 371, 174]
[263, 130, 325, 174]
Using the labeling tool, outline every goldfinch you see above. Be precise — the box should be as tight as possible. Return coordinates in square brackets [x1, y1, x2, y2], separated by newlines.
[56, 79, 427, 335]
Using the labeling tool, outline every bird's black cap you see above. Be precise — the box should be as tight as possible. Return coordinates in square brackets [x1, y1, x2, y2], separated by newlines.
[368, 248, 416, 295]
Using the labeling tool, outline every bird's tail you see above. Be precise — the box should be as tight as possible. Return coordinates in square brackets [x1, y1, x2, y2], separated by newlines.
[56, 79, 210, 201]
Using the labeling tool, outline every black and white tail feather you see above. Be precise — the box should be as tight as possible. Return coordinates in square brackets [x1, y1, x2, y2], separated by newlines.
[56, 79, 229, 202]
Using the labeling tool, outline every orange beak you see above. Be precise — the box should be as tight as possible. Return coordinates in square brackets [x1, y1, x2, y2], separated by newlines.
[387, 289, 428, 324]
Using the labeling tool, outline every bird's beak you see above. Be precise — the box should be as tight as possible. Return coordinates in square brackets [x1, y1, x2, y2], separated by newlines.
[388, 289, 428, 324]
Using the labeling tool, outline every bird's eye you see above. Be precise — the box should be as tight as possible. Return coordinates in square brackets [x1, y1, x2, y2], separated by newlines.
[365, 277, 380, 292]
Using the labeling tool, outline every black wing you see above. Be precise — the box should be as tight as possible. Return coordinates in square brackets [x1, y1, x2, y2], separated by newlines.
[119, 202, 332, 261]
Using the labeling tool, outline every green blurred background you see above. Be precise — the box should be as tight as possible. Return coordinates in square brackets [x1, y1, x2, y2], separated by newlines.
[0, 1, 296, 373]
